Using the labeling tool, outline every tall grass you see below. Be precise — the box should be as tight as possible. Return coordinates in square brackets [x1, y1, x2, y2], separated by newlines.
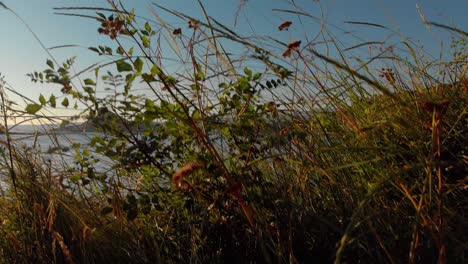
[0, 1, 466, 263]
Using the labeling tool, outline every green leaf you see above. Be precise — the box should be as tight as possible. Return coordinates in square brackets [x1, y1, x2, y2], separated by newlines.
[84, 78, 95, 85]
[141, 73, 155, 82]
[39, 94, 47, 106]
[145, 98, 155, 110]
[253, 72, 262, 81]
[49, 95, 56, 107]
[96, 12, 106, 19]
[90, 136, 105, 146]
[116, 46, 125, 55]
[116, 60, 133, 72]
[69, 174, 81, 183]
[134, 57, 143, 72]
[88, 47, 100, 54]
[163, 75, 177, 86]
[61, 97, 69, 107]
[46, 59, 54, 69]
[141, 36, 150, 48]
[125, 73, 137, 85]
[83, 148, 90, 157]
[192, 110, 201, 119]
[145, 22, 151, 32]
[221, 127, 230, 137]
[105, 46, 112, 55]
[25, 104, 41, 114]
[84, 87, 94, 94]
[150, 64, 160, 76]
[244, 67, 252, 77]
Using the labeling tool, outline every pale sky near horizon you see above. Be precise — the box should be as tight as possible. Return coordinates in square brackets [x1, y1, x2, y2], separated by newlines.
[0, 0, 466, 123]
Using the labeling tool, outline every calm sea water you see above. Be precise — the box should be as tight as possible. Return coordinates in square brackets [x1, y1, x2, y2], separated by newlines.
[1, 124, 112, 172]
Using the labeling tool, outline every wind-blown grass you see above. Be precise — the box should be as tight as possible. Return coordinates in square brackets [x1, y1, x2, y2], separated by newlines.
[0, 1, 466, 263]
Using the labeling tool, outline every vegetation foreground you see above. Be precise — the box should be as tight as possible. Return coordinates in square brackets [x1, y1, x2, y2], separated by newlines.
[0, 1, 466, 263]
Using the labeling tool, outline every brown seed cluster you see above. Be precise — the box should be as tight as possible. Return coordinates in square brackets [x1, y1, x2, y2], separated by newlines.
[98, 15, 125, 39]
[283, 40, 301, 57]
[173, 28, 182, 35]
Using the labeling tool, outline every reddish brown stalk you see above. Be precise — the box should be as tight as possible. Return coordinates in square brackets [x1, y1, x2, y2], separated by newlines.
[433, 109, 446, 264]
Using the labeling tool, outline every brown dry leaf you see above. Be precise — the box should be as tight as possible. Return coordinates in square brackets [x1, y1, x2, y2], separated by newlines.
[172, 162, 201, 189]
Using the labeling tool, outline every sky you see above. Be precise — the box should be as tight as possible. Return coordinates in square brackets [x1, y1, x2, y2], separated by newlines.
[0, 0, 467, 122]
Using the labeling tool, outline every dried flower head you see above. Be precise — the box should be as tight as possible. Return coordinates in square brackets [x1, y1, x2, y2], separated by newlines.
[278, 21, 292, 31]
[173, 28, 182, 35]
[98, 15, 126, 39]
[283, 40, 301, 57]
[287, 40, 301, 50]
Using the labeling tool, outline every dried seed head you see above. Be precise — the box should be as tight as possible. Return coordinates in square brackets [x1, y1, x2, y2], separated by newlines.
[278, 21, 292, 31]
[282, 48, 292, 57]
[287, 40, 301, 50]
[173, 28, 182, 35]
[98, 15, 125, 39]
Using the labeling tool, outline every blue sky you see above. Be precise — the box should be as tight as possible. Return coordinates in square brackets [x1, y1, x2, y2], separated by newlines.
[0, 0, 466, 120]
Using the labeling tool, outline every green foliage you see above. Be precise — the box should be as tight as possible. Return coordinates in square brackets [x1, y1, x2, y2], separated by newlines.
[116, 60, 133, 72]
[49, 94, 56, 107]
[25, 103, 41, 114]
[61, 97, 69, 107]
[38, 94, 47, 106]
